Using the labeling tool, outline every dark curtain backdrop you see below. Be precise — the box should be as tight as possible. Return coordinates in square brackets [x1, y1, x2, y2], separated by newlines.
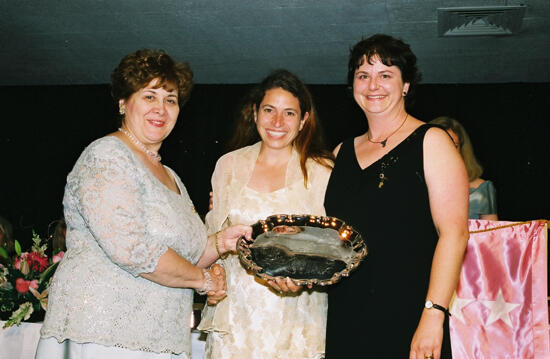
[1, 83, 549, 246]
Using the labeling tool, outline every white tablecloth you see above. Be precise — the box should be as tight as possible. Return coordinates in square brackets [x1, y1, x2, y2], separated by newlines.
[0, 322, 206, 359]
[0, 321, 41, 359]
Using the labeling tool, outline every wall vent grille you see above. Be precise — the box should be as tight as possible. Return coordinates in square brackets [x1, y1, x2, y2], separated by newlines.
[437, 5, 526, 36]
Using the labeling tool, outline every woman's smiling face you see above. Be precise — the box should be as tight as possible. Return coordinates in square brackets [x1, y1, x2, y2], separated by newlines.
[352, 55, 409, 116]
[120, 78, 180, 146]
[254, 87, 308, 152]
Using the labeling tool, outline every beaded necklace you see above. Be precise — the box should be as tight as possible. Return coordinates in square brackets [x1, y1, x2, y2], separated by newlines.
[118, 128, 161, 162]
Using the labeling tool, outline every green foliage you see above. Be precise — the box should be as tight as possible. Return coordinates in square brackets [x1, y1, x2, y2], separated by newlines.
[14, 240, 21, 257]
[2, 302, 33, 329]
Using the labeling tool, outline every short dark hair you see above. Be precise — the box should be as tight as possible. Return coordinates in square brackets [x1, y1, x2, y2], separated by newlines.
[347, 34, 421, 107]
[110, 49, 193, 107]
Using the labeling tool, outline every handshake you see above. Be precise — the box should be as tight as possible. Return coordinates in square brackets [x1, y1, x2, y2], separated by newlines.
[194, 224, 253, 305]
[197, 264, 227, 305]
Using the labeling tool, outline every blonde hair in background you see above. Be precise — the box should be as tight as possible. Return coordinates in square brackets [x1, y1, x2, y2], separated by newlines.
[430, 116, 483, 182]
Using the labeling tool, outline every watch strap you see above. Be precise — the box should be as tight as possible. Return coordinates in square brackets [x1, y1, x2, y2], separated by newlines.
[431, 303, 451, 316]
[425, 300, 451, 316]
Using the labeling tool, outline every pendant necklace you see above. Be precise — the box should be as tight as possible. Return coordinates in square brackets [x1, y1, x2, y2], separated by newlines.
[366, 113, 409, 148]
[118, 128, 162, 162]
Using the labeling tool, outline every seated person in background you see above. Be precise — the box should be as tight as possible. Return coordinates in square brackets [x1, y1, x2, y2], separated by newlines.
[0, 215, 15, 258]
[430, 116, 498, 220]
[51, 218, 67, 253]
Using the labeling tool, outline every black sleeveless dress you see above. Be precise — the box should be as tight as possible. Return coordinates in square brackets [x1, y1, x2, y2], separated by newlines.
[324, 124, 452, 358]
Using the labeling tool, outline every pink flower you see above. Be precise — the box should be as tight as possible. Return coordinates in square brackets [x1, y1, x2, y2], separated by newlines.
[14, 252, 28, 270]
[52, 251, 65, 264]
[14, 253, 31, 275]
[15, 278, 38, 293]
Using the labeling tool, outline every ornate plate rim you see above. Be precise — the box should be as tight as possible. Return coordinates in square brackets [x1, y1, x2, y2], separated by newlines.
[236, 214, 367, 286]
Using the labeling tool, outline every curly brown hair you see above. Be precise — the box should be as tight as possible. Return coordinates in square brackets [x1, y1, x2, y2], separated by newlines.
[110, 49, 193, 108]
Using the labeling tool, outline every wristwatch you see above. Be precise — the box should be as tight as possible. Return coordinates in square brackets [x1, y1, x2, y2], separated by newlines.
[424, 300, 451, 316]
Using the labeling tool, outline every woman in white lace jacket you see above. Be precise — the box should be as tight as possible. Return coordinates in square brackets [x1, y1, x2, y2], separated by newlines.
[35, 49, 251, 359]
[198, 70, 333, 359]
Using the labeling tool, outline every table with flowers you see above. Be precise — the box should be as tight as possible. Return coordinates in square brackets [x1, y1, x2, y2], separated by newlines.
[1, 231, 60, 328]
[1, 231, 206, 358]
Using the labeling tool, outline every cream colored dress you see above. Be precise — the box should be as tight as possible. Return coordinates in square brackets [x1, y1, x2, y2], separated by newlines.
[198, 142, 331, 359]
[38, 137, 206, 358]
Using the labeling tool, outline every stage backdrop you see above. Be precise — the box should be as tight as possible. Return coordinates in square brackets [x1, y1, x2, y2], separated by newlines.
[0, 83, 549, 244]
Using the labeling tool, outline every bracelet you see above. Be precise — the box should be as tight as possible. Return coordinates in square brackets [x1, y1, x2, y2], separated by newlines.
[195, 268, 214, 295]
[215, 232, 228, 259]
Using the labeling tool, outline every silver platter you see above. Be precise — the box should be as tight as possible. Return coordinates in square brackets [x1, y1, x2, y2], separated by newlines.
[237, 214, 367, 286]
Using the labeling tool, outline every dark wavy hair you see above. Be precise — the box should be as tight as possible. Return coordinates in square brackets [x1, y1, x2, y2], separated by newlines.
[228, 69, 333, 185]
[347, 34, 422, 108]
[110, 49, 193, 110]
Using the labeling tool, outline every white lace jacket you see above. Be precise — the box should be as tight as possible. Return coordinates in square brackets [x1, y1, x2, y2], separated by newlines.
[40, 136, 207, 355]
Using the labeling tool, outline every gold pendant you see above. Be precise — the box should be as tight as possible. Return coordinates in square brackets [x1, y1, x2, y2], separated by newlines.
[378, 173, 386, 188]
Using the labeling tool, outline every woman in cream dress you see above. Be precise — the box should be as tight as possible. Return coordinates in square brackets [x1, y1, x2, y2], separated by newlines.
[198, 70, 333, 359]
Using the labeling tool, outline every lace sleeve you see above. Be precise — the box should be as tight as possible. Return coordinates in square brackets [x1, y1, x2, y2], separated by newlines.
[68, 141, 168, 276]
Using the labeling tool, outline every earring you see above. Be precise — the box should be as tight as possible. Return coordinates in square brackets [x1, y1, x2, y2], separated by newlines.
[119, 107, 125, 115]
[403, 91, 408, 96]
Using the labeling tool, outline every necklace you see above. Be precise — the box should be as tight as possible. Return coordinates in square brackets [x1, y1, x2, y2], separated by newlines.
[118, 128, 162, 162]
[366, 113, 409, 148]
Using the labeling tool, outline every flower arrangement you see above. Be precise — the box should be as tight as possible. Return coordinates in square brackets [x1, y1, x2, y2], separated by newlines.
[0, 231, 64, 328]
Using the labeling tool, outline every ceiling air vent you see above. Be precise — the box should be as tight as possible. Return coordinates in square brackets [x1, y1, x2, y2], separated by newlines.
[437, 5, 526, 36]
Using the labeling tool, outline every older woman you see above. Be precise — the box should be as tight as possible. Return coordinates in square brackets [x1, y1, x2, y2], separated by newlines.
[35, 49, 251, 359]
[324, 35, 469, 359]
[430, 116, 498, 220]
[198, 69, 333, 359]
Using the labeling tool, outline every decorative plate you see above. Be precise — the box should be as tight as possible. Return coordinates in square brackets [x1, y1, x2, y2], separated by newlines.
[237, 214, 367, 286]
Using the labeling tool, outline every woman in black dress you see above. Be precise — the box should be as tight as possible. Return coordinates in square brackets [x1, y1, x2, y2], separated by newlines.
[324, 34, 469, 359]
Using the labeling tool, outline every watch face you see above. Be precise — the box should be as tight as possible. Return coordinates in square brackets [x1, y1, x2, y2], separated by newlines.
[425, 300, 433, 309]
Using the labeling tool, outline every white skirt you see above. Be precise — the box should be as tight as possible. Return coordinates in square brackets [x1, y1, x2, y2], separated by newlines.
[35, 337, 189, 359]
